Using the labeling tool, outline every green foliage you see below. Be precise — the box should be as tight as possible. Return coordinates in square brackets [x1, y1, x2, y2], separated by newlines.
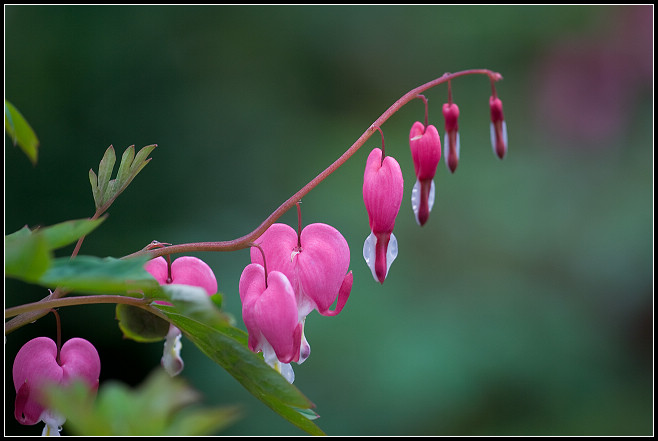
[89, 144, 157, 212]
[37, 255, 158, 294]
[4, 100, 39, 165]
[162, 311, 326, 435]
[44, 369, 242, 436]
[5, 218, 106, 283]
[116, 304, 171, 342]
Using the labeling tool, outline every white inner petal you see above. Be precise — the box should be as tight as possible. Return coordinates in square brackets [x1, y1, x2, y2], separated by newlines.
[162, 325, 184, 377]
[411, 179, 421, 225]
[363, 231, 378, 282]
[411, 180, 435, 225]
[428, 180, 435, 214]
[502, 120, 508, 149]
[386, 233, 398, 278]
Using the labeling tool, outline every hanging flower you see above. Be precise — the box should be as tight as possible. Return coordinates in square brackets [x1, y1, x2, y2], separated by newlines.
[409, 121, 441, 226]
[490, 96, 508, 159]
[250, 222, 352, 363]
[239, 263, 303, 383]
[13, 336, 101, 436]
[442, 102, 460, 173]
[145, 255, 218, 376]
[362, 147, 404, 283]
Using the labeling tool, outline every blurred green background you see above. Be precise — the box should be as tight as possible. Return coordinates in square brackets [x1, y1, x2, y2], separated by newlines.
[4, 5, 653, 436]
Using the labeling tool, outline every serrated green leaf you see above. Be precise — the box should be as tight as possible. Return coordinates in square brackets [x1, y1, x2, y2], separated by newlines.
[44, 369, 241, 436]
[36, 255, 158, 294]
[5, 226, 51, 281]
[89, 169, 100, 207]
[132, 144, 157, 173]
[89, 144, 156, 213]
[5, 100, 39, 165]
[96, 145, 116, 208]
[116, 144, 135, 185]
[39, 217, 106, 250]
[116, 303, 170, 342]
[161, 311, 325, 435]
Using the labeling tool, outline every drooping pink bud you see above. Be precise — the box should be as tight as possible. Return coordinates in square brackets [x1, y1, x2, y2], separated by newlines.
[239, 263, 303, 382]
[442, 102, 460, 173]
[362, 147, 404, 283]
[490, 96, 508, 159]
[13, 336, 101, 434]
[408, 122, 441, 226]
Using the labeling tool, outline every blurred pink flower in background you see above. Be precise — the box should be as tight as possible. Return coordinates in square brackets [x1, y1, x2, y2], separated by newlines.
[534, 6, 652, 147]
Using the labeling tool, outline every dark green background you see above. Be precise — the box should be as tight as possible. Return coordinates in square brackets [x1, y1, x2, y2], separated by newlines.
[5, 5, 653, 436]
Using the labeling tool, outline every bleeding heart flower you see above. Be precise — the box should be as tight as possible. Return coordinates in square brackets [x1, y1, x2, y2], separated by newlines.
[409, 122, 442, 226]
[490, 96, 508, 159]
[13, 336, 101, 436]
[145, 255, 218, 376]
[250, 222, 352, 319]
[442, 102, 460, 173]
[362, 147, 404, 283]
[239, 263, 303, 383]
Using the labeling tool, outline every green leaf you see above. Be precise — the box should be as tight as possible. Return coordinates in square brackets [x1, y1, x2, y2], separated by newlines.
[44, 369, 242, 436]
[39, 217, 106, 250]
[5, 100, 39, 165]
[4, 218, 105, 283]
[89, 144, 157, 212]
[116, 144, 136, 186]
[37, 255, 159, 294]
[116, 304, 170, 342]
[159, 284, 229, 327]
[5, 225, 51, 281]
[161, 311, 325, 436]
[96, 145, 116, 208]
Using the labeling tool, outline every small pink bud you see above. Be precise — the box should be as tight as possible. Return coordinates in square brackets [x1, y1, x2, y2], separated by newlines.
[442, 102, 460, 173]
[490, 96, 508, 159]
[363, 147, 404, 283]
[408, 122, 441, 226]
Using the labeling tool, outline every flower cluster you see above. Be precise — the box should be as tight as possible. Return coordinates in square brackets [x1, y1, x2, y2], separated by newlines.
[9, 70, 508, 435]
[362, 83, 507, 283]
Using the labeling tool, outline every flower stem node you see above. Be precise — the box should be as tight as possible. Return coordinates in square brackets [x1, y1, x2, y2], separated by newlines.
[12, 336, 101, 436]
[363, 147, 404, 282]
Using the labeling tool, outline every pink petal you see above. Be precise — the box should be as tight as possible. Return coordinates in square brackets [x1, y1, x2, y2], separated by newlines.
[13, 337, 62, 425]
[239, 264, 302, 363]
[12, 337, 100, 426]
[409, 122, 441, 181]
[296, 223, 351, 315]
[59, 338, 101, 390]
[170, 256, 218, 296]
[144, 256, 169, 285]
[363, 148, 404, 235]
